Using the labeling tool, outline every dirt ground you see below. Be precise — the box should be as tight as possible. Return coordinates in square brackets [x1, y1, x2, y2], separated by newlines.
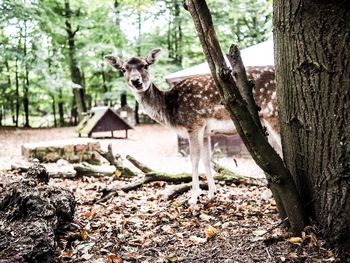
[0, 125, 339, 263]
[0, 124, 264, 177]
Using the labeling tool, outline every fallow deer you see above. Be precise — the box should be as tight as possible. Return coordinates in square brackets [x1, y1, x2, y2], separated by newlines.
[105, 49, 277, 205]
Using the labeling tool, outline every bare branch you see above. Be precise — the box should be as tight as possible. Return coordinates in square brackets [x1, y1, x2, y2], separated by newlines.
[186, 0, 306, 233]
[227, 44, 263, 131]
[97, 144, 138, 178]
[72, 25, 80, 37]
[126, 155, 153, 174]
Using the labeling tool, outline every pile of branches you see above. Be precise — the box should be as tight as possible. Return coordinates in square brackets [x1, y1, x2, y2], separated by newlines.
[85, 145, 265, 202]
[11, 144, 266, 203]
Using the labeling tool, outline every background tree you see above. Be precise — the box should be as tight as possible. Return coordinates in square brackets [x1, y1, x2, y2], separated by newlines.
[0, 0, 272, 127]
[274, 0, 350, 258]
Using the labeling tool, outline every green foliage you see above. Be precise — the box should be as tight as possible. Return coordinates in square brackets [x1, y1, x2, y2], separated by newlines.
[0, 0, 272, 127]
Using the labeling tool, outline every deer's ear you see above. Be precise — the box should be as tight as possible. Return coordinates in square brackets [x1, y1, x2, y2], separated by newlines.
[105, 55, 123, 70]
[145, 48, 162, 65]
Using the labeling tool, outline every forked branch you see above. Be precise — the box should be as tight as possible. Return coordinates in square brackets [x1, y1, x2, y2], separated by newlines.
[186, 0, 306, 233]
[97, 144, 138, 178]
[227, 44, 262, 131]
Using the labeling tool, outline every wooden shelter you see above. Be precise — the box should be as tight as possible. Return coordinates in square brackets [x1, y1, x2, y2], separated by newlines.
[76, 107, 133, 138]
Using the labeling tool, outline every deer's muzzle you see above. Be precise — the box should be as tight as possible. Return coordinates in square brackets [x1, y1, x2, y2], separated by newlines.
[131, 79, 143, 89]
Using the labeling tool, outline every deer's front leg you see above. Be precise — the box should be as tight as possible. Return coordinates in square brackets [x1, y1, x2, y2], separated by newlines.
[201, 136, 216, 199]
[188, 130, 203, 205]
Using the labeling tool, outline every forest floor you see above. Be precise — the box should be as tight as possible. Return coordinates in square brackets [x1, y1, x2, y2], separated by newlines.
[0, 126, 339, 263]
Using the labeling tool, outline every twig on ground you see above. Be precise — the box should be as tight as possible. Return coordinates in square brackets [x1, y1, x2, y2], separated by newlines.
[261, 217, 289, 237]
[126, 155, 152, 173]
[97, 144, 139, 178]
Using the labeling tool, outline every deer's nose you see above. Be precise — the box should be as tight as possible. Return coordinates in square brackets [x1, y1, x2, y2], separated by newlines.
[131, 78, 143, 89]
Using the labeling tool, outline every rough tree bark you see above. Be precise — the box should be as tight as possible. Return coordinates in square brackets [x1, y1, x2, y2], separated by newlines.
[274, 0, 350, 256]
[186, 0, 306, 233]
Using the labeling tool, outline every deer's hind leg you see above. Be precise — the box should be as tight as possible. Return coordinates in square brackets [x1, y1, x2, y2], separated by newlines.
[201, 135, 216, 199]
[188, 128, 204, 205]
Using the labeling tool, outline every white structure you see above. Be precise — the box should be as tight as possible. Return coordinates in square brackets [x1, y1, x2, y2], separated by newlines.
[165, 39, 274, 85]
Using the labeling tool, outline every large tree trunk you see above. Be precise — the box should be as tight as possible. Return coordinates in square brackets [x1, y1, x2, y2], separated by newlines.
[274, 0, 350, 256]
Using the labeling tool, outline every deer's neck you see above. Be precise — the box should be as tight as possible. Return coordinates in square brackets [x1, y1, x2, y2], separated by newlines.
[134, 83, 170, 125]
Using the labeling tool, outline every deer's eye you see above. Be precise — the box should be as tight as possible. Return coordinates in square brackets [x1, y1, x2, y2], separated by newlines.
[144, 64, 149, 70]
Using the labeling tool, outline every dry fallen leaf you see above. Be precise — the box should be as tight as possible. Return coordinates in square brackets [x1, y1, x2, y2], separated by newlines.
[287, 252, 299, 258]
[252, 229, 266, 236]
[167, 253, 178, 262]
[105, 254, 123, 263]
[114, 169, 122, 178]
[126, 253, 142, 260]
[199, 213, 212, 222]
[80, 228, 88, 241]
[189, 235, 207, 244]
[288, 237, 303, 245]
[83, 209, 97, 220]
[204, 225, 218, 239]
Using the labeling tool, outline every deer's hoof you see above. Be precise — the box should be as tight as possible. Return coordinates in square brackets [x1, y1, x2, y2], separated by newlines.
[188, 190, 202, 205]
[188, 196, 198, 206]
[208, 185, 217, 200]
[208, 190, 216, 200]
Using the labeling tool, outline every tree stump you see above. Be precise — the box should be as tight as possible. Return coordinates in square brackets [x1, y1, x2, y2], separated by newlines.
[0, 163, 75, 263]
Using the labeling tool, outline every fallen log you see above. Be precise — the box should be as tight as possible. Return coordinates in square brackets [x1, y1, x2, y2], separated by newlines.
[212, 161, 267, 186]
[122, 171, 192, 192]
[121, 157, 266, 192]
[10, 161, 76, 179]
[0, 163, 75, 263]
[93, 154, 265, 202]
[73, 162, 115, 177]
[10, 149, 134, 179]
[126, 155, 152, 173]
